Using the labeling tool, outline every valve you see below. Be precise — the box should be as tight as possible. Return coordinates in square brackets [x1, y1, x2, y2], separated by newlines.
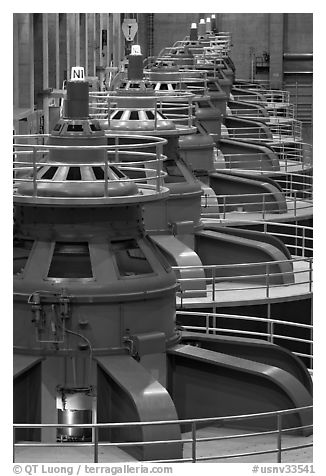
[59, 289, 70, 319]
[30, 292, 43, 327]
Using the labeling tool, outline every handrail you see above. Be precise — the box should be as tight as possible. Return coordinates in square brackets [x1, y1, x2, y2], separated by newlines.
[177, 310, 312, 363]
[13, 136, 169, 199]
[13, 406, 312, 464]
[201, 177, 312, 219]
[173, 254, 312, 305]
[213, 148, 312, 172]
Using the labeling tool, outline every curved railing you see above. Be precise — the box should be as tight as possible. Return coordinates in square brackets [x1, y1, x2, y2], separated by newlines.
[201, 171, 312, 219]
[201, 192, 312, 220]
[13, 134, 168, 199]
[106, 94, 196, 129]
[177, 310, 313, 371]
[174, 221, 313, 302]
[174, 256, 312, 303]
[13, 406, 312, 463]
[232, 89, 291, 105]
[268, 117, 303, 142]
[88, 90, 196, 125]
[217, 145, 312, 172]
[203, 220, 313, 257]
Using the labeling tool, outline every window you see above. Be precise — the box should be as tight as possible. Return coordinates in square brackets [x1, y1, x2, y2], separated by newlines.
[92, 166, 104, 180]
[129, 111, 140, 120]
[67, 124, 84, 132]
[66, 167, 81, 181]
[48, 242, 93, 279]
[146, 111, 155, 120]
[41, 167, 58, 180]
[90, 122, 101, 131]
[111, 110, 124, 120]
[110, 165, 125, 179]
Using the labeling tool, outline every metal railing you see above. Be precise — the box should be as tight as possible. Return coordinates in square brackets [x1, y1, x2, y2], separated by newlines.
[106, 95, 195, 129]
[13, 406, 312, 463]
[218, 145, 312, 173]
[267, 117, 303, 142]
[88, 91, 197, 124]
[270, 142, 312, 168]
[174, 256, 312, 304]
[222, 124, 273, 141]
[201, 170, 313, 219]
[176, 310, 313, 369]
[232, 89, 291, 105]
[201, 191, 312, 220]
[13, 134, 168, 199]
[206, 220, 312, 257]
[173, 220, 312, 302]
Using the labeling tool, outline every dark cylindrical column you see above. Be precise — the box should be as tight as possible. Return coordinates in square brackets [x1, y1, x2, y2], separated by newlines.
[211, 14, 217, 33]
[205, 17, 212, 33]
[190, 23, 198, 41]
[65, 81, 89, 119]
[128, 54, 144, 80]
[198, 18, 206, 37]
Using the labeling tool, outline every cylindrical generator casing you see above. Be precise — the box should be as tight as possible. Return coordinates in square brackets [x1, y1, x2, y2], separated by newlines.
[57, 410, 92, 441]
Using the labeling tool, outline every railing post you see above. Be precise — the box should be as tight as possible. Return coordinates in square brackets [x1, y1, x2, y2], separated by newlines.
[188, 97, 192, 128]
[223, 196, 226, 219]
[104, 152, 109, 197]
[277, 413, 282, 463]
[191, 421, 197, 463]
[266, 262, 270, 299]
[13, 427, 15, 463]
[108, 99, 111, 129]
[212, 313, 217, 335]
[156, 143, 163, 193]
[262, 193, 266, 219]
[94, 425, 99, 463]
[267, 301, 273, 343]
[212, 267, 216, 303]
[309, 258, 312, 293]
[269, 321, 274, 344]
[114, 136, 119, 163]
[264, 221, 267, 234]
[154, 100, 158, 130]
[32, 147, 37, 197]
[294, 191, 297, 217]
[206, 314, 209, 334]
[302, 226, 306, 258]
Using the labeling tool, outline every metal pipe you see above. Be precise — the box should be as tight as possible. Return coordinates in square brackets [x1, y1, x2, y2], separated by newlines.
[191, 422, 197, 463]
[277, 414, 282, 463]
[93, 426, 99, 463]
[266, 262, 270, 299]
[32, 148, 37, 197]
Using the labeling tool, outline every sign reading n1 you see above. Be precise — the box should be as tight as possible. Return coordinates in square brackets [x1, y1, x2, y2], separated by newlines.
[71, 67, 85, 81]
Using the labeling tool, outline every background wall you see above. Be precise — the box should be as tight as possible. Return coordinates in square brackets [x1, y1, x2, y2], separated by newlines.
[13, 12, 313, 135]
